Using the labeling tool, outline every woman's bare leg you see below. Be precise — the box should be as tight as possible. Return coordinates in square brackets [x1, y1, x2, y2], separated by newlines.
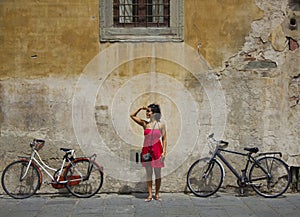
[154, 168, 161, 200]
[145, 166, 153, 200]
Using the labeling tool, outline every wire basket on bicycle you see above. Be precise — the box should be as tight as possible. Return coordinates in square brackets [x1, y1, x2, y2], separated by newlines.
[31, 139, 45, 151]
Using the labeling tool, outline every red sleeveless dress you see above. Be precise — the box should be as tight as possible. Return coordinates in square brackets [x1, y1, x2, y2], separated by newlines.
[141, 129, 164, 168]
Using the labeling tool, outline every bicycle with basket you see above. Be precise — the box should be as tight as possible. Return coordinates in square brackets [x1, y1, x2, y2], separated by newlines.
[1, 139, 104, 199]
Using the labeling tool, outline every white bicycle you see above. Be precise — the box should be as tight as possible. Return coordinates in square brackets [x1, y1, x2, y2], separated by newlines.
[1, 139, 104, 199]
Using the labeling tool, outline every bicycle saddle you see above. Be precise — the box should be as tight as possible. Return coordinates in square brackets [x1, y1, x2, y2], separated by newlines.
[244, 147, 259, 153]
[60, 148, 72, 153]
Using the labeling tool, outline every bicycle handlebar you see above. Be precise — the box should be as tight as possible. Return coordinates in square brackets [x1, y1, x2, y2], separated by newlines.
[208, 133, 228, 144]
[207, 133, 229, 151]
[220, 140, 229, 145]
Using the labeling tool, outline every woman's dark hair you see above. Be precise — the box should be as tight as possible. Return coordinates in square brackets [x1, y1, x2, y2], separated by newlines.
[148, 103, 161, 121]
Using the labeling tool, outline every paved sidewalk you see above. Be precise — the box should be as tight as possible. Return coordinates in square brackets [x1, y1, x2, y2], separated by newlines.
[0, 192, 299, 217]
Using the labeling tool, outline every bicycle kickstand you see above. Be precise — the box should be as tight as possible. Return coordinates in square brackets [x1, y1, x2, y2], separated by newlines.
[240, 187, 245, 196]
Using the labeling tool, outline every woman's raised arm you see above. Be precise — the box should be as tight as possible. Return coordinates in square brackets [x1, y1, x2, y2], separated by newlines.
[130, 107, 147, 128]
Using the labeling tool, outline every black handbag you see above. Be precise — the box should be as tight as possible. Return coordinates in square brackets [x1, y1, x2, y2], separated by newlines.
[142, 152, 152, 162]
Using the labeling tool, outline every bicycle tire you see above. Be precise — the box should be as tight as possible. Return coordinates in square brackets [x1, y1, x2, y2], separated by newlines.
[65, 158, 103, 198]
[249, 156, 291, 198]
[1, 160, 41, 199]
[187, 158, 224, 197]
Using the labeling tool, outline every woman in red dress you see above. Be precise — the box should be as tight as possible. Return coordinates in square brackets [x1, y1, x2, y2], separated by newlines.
[130, 104, 167, 202]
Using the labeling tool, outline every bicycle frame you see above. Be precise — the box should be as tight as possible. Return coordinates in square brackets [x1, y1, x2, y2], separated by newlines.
[206, 133, 274, 182]
[20, 149, 75, 185]
[211, 146, 274, 185]
[215, 149, 253, 180]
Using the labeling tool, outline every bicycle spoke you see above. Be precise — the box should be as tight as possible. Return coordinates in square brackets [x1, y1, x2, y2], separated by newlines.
[1, 161, 40, 199]
[249, 157, 290, 198]
[65, 159, 103, 198]
[187, 159, 223, 197]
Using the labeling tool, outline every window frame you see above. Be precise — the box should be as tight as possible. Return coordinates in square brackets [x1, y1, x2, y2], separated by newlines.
[100, 0, 184, 42]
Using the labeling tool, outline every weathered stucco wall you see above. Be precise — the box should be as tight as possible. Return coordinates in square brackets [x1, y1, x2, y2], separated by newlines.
[185, 0, 264, 68]
[0, 0, 99, 79]
[0, 0, 299, 194]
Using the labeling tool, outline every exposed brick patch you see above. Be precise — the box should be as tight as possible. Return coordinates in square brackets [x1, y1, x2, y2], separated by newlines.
[289, 37, 299, 51]
[244, 57, 256, 61]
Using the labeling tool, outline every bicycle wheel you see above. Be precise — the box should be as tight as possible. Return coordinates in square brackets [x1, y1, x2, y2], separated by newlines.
[65, 159, 103, 198]
[1, 160, 40, 199]
[249, 156, 291, 198]
[187, 158, 224, 197]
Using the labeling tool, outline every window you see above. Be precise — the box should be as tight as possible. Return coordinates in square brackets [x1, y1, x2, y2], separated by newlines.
[100, 0, 184, 42]
[114, 0, 170, 27]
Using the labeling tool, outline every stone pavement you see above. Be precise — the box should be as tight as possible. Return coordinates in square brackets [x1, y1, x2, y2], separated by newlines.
[0, 192, 299, 217]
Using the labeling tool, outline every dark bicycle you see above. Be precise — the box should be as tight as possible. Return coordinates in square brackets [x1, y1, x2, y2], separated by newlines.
[187, 133, 291, 198]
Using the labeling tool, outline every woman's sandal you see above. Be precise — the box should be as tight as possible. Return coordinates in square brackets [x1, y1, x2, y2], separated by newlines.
[155, 195, 162, 201]
[145, 197, 153, 202]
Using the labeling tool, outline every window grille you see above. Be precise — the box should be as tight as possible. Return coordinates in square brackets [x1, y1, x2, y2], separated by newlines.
[113, 0, 170, 27]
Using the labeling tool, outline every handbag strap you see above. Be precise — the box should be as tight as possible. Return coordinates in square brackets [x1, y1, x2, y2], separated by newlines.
[149, 121, 157, 152]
